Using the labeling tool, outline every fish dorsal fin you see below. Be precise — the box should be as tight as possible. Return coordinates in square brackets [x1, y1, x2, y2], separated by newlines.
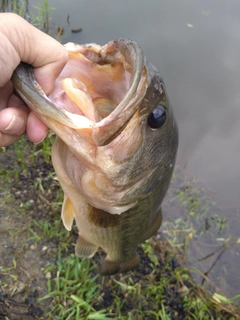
[75, 235, 98, 258]
[61, 195, 75, 231]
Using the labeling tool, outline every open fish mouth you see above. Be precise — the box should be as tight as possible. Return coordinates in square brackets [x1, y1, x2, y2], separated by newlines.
[12, 39, 153, 215]
[12, 39, 149, 146]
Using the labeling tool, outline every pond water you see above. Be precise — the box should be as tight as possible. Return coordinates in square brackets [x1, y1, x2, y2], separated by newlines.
[7, 0, 240, 300]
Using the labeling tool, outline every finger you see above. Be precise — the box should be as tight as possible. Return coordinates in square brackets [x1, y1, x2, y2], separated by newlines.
[26, 112, 48, 143]
[0, 107, 27, 135]
[0, 82, 13, 111]
[9, 90, 48, 144]
[17, 13, 68, 93]
[0, 132, 22, 147]
[6, 92, 29, 113]
[0, 13, 68, 93]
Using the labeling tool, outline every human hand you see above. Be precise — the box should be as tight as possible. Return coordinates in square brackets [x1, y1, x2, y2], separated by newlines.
[0, 13, 68, 147]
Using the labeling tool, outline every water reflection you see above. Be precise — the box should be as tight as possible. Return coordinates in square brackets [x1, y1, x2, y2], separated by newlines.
[162, 168, 240, 299]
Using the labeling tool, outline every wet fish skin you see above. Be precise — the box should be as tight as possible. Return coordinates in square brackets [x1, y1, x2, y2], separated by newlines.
[12, 39, 178, 275]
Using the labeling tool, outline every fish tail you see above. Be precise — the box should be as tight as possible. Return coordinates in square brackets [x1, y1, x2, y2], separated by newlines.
[100, 253, 140, 276]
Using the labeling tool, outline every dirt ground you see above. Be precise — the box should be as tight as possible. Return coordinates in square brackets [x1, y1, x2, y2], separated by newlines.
[0, 145, 61, 319]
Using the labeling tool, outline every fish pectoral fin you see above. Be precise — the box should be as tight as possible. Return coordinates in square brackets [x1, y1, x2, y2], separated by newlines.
[100, 253, 140, 276]
[75, 235, 98, 258]
[140, 208, 162, 242]
[61, 195, 75, 231]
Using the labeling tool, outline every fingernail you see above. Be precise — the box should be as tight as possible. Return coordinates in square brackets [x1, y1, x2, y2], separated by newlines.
[4, 115, 24, 133]
[33, 135, 48, 145]
[33, 130, 48, 145]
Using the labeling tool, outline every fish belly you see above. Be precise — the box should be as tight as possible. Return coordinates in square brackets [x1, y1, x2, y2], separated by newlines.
[51, 138, 162, 275]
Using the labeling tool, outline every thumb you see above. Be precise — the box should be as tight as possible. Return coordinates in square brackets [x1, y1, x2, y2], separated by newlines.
[0, 13, 68, 93]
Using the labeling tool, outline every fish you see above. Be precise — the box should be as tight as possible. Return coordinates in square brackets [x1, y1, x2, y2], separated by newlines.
[12, 39, 178, 275]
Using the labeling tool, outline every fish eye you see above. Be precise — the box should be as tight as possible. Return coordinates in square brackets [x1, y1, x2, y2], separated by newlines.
[148, 105, 167, 129]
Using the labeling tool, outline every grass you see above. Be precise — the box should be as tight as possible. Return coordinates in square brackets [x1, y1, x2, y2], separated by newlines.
[0, 0, 26, 15]
[32, 0, 53, 34]
[41, 252, 103, 320]
[32, 234, 240, 319]
[0, 0, 57, 36]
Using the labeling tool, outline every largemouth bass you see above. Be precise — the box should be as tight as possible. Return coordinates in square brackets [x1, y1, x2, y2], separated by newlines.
[12, 39, 178, 275]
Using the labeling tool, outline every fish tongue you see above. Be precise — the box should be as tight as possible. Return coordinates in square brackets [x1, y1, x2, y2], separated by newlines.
[93, 98, 117, 118]
[61, 78, 100, 122]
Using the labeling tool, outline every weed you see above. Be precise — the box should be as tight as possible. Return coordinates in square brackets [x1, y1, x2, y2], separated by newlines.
[28, 228, 41, 243]
[40, 250, 109, 320]
[0, 0, 25, 15]
[32, 0, 53, 33]
[32, 218, 70, 250]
